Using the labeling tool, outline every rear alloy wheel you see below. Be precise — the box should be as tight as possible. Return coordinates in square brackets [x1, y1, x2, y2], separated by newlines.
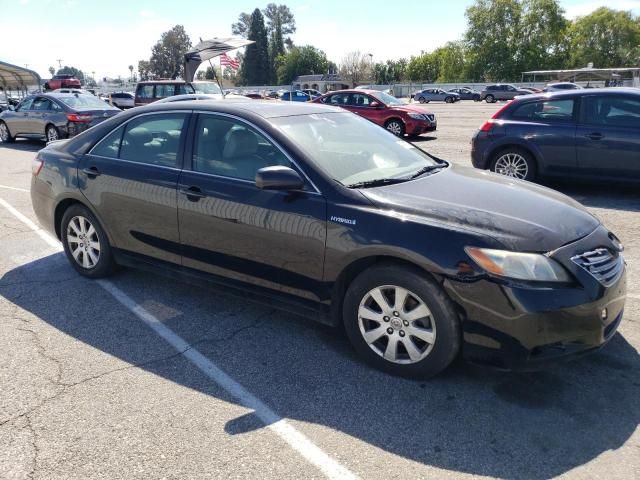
[485, 94, 495, 103]
[61, 205, 116, 278]
[491, 148, 536, 181]
[46, 125, 60, 143]
[0, 121, 14, 143]
[445, 96, 454, 103]
[343, 264, 460, 378]
[385, 119, 405, 137]
[418, 97, 426, 104]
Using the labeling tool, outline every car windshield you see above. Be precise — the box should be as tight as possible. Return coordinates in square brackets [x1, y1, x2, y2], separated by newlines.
[58, 94, 114, 110]
[370, 91, 403, 106]
[273, 112, 439, 186]
[192, 82, 222, 94]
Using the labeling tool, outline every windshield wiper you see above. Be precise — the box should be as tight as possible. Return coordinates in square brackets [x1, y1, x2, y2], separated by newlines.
[345, 177, 409, 189]
[407, 163, 447, 179]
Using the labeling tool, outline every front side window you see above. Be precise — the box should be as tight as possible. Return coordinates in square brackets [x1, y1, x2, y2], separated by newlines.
[16, 97, 34, 111]
[274, 112, 440, 186]
[91, 114, 186, 167]
[512, 99, 575, 122]
[192, 115, 291, 181]
[349, 93, 371, 107]
[176, 84, 196, 95]
[582, 96, 640, 128]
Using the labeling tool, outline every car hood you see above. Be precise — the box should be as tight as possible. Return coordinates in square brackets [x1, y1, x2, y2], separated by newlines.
[392, 104, 435, 115]
[360, 164, 599, 252]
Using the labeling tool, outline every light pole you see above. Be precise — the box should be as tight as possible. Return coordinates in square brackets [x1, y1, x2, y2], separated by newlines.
[367, 53, 373, 83]
[56, 59, 63, 70]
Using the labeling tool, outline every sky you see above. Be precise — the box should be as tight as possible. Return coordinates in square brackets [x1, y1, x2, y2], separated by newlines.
[2, 0, 640, 80]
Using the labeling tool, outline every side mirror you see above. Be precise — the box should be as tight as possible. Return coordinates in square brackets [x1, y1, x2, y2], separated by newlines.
[256, 166, 304, 191]
[370, 101, 381, 108]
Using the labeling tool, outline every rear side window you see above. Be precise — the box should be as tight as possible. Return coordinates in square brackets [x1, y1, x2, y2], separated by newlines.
[511, 99, 575, 122]
[582, 96, 640, 128]
[137, 85, 154, 99]
[154, 84, 175, 98]
[91, 114, 187, 167]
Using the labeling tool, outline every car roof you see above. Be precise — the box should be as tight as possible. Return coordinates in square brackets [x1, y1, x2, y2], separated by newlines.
[322, 89, 377, 95]
[137, 80, 189, 84]
[513, 87, 640, 102]
[141, 99, 341, 118]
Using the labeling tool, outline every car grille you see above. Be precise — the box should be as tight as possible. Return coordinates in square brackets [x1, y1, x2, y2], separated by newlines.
[571, 248, 624, 287]
[425, 114, 435, 122]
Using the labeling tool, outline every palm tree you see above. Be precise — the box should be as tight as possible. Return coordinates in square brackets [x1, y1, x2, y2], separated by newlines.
[48, 66, 55, 77]
[128, 65, 134, 81]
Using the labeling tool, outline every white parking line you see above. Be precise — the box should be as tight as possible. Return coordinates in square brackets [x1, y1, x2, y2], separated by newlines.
[0, 184, 30, 193]
[0, 196, 357, 480]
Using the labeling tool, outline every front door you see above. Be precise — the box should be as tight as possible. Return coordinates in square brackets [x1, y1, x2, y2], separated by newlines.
[78, 112, 189, 264]
[11, 97, 35, 135]
[177, 113, 327, 301]
[576, 94, 640, 178]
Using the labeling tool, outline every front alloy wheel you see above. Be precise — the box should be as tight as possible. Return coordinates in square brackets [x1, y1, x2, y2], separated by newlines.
[385, 120, 405, 137]
[358, 285, 436, 364]
[0, 122, 13, 142]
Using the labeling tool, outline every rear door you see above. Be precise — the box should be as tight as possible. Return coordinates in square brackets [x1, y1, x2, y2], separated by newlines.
[78, 111, 189, 264]
[177, 113, 327, 301]
[507, 98, 577, 174]
[576, 94, 640, 177]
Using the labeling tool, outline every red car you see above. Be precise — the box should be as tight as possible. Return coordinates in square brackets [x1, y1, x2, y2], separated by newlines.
[311, 89, 436, 137]
[44, 74, 82, 91]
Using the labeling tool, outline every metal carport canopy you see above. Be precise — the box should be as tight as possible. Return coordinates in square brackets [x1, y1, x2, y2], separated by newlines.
[0, 60, 41, 91]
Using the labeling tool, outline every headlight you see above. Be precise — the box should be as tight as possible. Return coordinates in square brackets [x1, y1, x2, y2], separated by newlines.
[407, 112, 425, 120]
[465, 247, 571, 283]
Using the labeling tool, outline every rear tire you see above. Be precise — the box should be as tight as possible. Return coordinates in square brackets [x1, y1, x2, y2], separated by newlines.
[343, 264, 461, 378]
[485, 94, 495, 103]
[61, 204, 116, 278]
[445, 96, 454, 103]
[45, 125, 60, 143]
[490, 147, 537, 181]
[0, 121, 15, 143]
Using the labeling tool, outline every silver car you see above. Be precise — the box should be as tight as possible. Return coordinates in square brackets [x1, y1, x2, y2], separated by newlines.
[0, 93, 120, 143]
[413, 88, 460, 104]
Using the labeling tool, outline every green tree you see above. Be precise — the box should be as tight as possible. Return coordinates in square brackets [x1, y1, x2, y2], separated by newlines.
[56, 66, 85, 84]
[519, 0, 568, 71]
[240, 9, 271, 85]
[275, 45, 330, 84]
[406, 53, 439, 82]
[137, 60, 151, 80]
[464, 0, 522, 81]
[567, 7, 640, 68]
[373, 59, 408, 84]
[433, 41, 466, 82]
[148, 25, 191, 79]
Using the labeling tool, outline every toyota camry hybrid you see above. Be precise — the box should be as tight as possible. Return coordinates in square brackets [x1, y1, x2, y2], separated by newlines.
[30, 100, 626, 378]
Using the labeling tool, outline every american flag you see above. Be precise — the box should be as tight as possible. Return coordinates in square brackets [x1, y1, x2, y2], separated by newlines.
[220, 52, 240, 70]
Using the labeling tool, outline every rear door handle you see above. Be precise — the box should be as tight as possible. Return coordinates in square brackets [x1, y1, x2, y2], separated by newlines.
[82, 167, 101, 177]
[180, 186, 206, 201]
[586, 132, 603, 140]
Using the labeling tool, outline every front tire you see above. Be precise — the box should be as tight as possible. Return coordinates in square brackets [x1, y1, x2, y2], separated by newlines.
[385, 119, 405, 137]
[418, 97, 426, 104]
[343, 264, 461, 378]
[61, 205, 116, 278]
[490, 148, 536, 181]
[445, 96, 454, 103]
[485, 94, 495, 103]
[0, 121, 14, 143]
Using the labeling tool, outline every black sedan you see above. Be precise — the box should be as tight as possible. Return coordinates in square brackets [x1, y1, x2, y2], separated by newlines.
[30, 100, 626, 378]
[472, 88, 640, 182]
[0, 93, 120, 143]
[448, 87, 481, 101]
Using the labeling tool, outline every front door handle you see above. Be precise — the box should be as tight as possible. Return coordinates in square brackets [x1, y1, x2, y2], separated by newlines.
[82, 166, 101, 178]
[180, 186, 206, 201]
[586, 132, 603, 140]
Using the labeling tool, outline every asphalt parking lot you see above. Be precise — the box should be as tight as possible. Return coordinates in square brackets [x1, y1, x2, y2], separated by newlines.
[1, 101, 639, 480]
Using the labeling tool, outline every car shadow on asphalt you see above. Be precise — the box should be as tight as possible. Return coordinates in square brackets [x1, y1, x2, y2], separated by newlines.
[0, 139, 43, 152]
[2, 253, 639, 479]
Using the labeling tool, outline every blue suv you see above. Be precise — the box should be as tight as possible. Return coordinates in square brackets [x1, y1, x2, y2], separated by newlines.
[471, 88, 640, 183]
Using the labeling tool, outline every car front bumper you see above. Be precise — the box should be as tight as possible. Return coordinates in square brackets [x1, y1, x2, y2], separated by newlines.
[407, 119, 436, 135]
[443, 225, 627, 370]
